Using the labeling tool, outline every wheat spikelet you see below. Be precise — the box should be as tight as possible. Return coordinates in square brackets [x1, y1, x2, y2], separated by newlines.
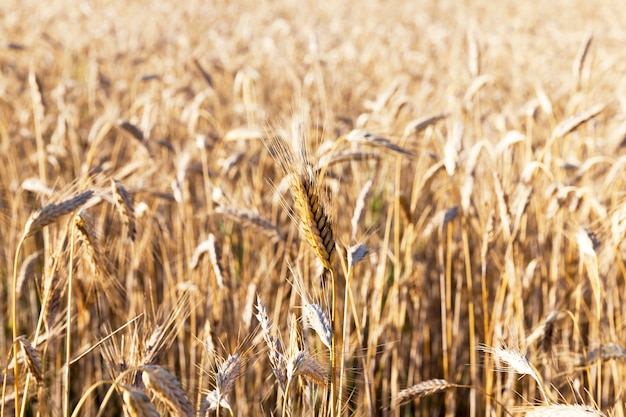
[24, 190, 95, 237]
[121, 386, 160, 417]
[111, 178, 137, 241]
[393, 379, 454, 408]
[15, 336, 43, 385]
[521, 404, 606, 417]
[142, 365, 194, 417]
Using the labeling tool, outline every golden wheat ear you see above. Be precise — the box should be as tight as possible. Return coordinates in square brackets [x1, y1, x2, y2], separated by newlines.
[269, 135, 336, 273]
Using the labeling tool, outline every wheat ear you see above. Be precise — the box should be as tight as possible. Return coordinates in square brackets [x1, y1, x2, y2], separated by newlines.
[121, 386, 160, 417]
[142, 365, 194, 417]
[15, 336, 43, 385]
[393, 379, 455, 408]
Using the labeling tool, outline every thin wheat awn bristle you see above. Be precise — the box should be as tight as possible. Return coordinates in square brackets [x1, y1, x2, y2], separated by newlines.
[393, 379, 454, 408]
[142, 365, 194, 417]
[24, 190, 95, 237]
[121, 386, 160, 417]
[292, 165, 336, 270]
[111, 179, 137, 241]
[521, 404, 606, 417]
[15, 336, 43, 384]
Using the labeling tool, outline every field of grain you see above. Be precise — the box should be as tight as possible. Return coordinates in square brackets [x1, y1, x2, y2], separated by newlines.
[2, 0, 626, 416]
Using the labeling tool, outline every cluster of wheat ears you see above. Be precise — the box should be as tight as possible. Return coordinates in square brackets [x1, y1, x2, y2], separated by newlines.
[2, 0, 626, 416]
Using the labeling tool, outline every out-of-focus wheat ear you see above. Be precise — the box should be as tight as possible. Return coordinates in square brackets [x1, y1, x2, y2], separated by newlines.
[347, 244, 368, 267]
[43, 262, 65, 332]
[572, 33, 593, 91]
[208, 234, 225, 288]
[16, 250, 42, 298]
[111, 178, 137, 241]
[527, 311, 560, 357]
[292, 165, 336, 271]
[467, 28, 480, 77]
[583, 343, 626, 365]
[15, 336, 43, 385]
[351, 179, 373, 242]
[120, 385, 160, 417]
[392, 379, 454, 408]
[215, 206, 284, 241]
[23, 190, 95, 237]
[520, 404, 606, 417]
[141, 365, 194, 417]
[74, 211, 106, 276]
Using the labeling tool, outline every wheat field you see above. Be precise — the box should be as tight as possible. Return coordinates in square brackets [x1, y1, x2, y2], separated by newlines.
[2, 0, 626, 416]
